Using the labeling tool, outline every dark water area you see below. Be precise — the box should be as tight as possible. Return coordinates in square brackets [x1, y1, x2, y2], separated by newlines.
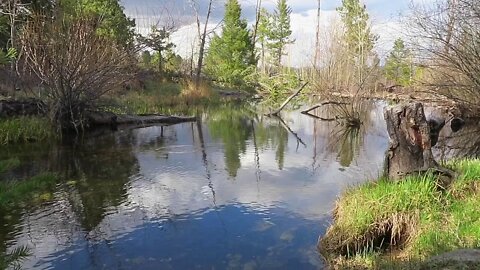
[1, 102, 477, 269]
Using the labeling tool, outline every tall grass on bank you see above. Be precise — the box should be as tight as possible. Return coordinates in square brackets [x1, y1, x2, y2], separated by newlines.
[320, 159, 480, 269]
[0, 117, 55, 145]
[112, 79, 234, 115]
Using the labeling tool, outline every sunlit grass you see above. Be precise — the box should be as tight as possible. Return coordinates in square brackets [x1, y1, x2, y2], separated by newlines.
[110, 79, 244, 116]
[320, 159, 480, 269]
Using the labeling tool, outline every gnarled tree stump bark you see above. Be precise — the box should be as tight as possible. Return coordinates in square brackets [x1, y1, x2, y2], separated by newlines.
[384, 103, 452, 180]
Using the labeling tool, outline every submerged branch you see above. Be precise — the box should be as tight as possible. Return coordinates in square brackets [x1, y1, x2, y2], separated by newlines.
[274, 115, 307, 148]
[301, 101, 349, 121]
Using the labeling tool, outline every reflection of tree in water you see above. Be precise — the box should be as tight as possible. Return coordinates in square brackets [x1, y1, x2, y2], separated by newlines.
[207, 107, 291, 177]
[252, 118, 289, 170]
[58, 131, 140, 231]
[208, 109, 254, 178]
[435, 122, 480, 161]
[0, 129, 141, 241]
[333, 126, 363, 167]
[309, 101, 378, 168]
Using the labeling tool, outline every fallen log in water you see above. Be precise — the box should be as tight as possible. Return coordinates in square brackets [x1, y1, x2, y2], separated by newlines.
[87, 111, 197, 126]
[0, 98, 46, 117]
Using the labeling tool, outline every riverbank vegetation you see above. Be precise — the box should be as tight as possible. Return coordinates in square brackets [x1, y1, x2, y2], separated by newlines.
[319, 159, 480, 269]
[1, 0, 479, 135]
[0, 116, 54, 145]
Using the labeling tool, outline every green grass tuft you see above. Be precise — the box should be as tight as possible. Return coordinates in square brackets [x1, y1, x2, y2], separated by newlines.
[0, 158, 20, 174]
[0, 116, 55, 145]
[0, 173, 58, 206]
[321, 159, 480, 269]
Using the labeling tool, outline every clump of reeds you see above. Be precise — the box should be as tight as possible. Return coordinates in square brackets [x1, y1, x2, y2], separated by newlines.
[0, 117, 55, 145]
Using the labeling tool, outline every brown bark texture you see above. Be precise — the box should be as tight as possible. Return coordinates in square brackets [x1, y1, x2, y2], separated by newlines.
[384, 103, 443, 180]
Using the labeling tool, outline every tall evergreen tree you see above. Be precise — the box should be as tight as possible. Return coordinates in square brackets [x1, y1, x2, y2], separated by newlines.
[256, 8, 271, 73]
[337, 0, 377, 61]
[205, 0, 256, 86]
[268, 0, 294, 68]
[60, 0, 135, 47]
[385, 38, 414, 86]
[139, 26, 174, 75]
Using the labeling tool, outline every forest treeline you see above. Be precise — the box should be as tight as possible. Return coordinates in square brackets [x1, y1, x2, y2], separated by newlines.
[1, 0, 479, 131]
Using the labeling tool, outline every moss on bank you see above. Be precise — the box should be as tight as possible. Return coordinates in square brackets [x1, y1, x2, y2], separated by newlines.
[320, 159, 480, 269]
[0, 116, 55, 145]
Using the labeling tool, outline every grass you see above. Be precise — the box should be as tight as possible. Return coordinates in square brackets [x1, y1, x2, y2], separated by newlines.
[0, 172, 58, 207]
[0, 158, 20, 174]
[0, 116, 55, 145]
[116, 91, 225, 115]
[320, 159, 480, 269]
[110, 78, 243, 116]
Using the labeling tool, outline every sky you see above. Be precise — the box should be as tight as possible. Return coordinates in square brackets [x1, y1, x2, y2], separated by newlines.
[121, 0, 436, 67]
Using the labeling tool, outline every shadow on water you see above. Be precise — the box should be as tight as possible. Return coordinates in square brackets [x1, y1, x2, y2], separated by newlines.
[0, 101, 442, 269]
[435, 119, 480, 161]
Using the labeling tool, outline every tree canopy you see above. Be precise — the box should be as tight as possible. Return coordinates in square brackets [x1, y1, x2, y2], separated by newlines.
[205, 0, 256, 86]
[268, 0, 294, 68]
[337, 0, 377, 59]
[385, 38, 414, 86]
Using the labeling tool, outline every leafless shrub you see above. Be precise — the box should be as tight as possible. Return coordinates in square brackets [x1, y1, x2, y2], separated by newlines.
[409, 0, 480, 109]
[21, 15, 135, 131]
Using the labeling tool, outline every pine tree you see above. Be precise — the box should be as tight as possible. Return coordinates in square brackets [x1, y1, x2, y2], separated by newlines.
[139, 26, 174, 75]
[268, 0, 294, 68]
[385, 38, 414, 86]
[337, 0, 377, 61]
[256, 8, 271, 73]
[205, 0, 256, 86]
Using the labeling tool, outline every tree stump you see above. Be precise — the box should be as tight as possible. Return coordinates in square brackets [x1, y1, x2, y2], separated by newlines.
[384, 103, 451, 180]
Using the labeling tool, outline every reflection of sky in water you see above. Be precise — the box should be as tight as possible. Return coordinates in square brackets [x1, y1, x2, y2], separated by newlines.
[3, 104, 390, 269]
[43, 205, 327, 269]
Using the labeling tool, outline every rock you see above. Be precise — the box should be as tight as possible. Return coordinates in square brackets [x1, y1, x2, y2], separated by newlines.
[422, 249, 480, 270]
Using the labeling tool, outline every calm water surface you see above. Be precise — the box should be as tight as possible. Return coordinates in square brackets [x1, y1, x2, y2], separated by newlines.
[1, 103, 394, 269]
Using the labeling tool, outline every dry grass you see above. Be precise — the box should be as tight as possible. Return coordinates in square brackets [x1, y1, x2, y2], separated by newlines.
[180, 78, 213, 99]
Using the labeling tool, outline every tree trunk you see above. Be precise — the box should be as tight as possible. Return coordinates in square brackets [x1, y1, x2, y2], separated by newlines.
[252, 0, 262, 43]
[314, 0, 321, 68]
[195, 0, 213, 90]
[384, 103, 445, 180]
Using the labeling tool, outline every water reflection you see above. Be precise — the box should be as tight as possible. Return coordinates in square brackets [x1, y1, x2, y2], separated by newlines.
[0, 102, 391, 269]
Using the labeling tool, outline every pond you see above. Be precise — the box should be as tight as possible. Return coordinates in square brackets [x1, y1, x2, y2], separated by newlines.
[1, 101, 477, 269]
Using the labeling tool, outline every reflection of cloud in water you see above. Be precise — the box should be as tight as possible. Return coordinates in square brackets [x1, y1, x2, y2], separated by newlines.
[6, 103, 389, 269]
